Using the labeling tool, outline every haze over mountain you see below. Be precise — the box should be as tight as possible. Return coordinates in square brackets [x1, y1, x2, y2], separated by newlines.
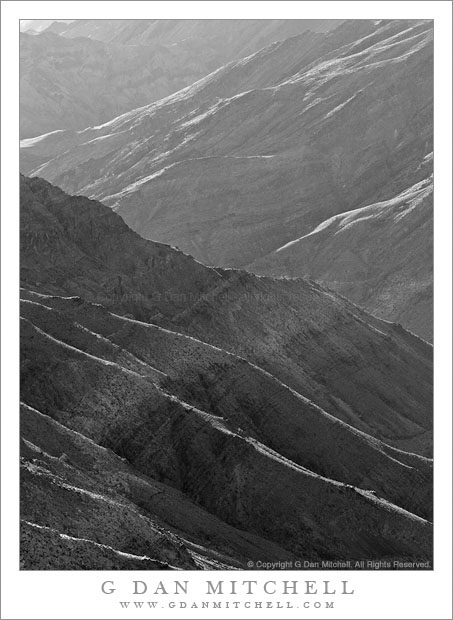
[19, 20, 73, 34]
[19, 17, 434, 570]
[20, 29, 224, 139]
[20, 19, 341, 138]
[20, 19, 433, 338]
[20, 175, 433, 569]
[251, 159, 433, 340]
[45, 18, 341, 45]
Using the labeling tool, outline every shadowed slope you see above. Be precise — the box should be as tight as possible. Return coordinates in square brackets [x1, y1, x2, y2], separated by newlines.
[20, 321, 432, 564]
[21, 403, 294, 570]
[21, 176, 433, 456]
[20, 291, 432, 520]
[20, 176, 433, 568]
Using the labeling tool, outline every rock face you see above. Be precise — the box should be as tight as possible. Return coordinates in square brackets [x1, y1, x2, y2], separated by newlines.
[20, 176, 433, 570]
[20, 19, 341, 138]
[20, 19, 433, 339]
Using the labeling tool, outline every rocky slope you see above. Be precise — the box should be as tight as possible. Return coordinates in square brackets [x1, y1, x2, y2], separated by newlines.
[21, 175, 433, 455]
[20, 20, 340, 138]
[20, 176, 433, 569]
[21, 20, 432, 261]
[20, 20, 433, 339]
[251, 159, 433, 341]
[19, 31, 228, 138]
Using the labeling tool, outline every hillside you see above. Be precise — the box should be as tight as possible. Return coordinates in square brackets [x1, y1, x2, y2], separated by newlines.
[20, 30, 225, 138]
[21, 175, 433, 456]
[20, 20, 432, 263]
[251, 162, 433, 341]
[20, 20, 340, 138]
[20, 175, 433, 569]
[20, 20, 433, 340]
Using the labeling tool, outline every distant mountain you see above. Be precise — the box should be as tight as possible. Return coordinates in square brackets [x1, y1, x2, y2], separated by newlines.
[20, 19, 341, 138]
[20, 175, 432, 569]
[20, 20, 73, 33]
[19, 30, 230, 138]
[251, 161, 433, 341]
[20, 20, 433, 339]
[44, 18, 342, 45]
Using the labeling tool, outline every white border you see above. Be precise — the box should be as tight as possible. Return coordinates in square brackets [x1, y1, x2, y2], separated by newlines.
[2, 2, 452, 619]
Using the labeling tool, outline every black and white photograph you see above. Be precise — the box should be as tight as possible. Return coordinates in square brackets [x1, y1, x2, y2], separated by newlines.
[1, 1, 452, 619]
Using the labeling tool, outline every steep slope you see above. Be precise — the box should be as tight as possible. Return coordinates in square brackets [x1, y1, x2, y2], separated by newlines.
[20, 174, 220, 320]
[20, 31, 231, 138]
[20, 301, 433, 565]
[20, 175, 433, 569]
[20, 290, 432, 520]
[20, 378, 432, 569]
[20, 20, 340, 138]
[21, 176, 433, 457]
[21, 19, 432, 271]
[21, 403, 293, 570]
[251, 160, 433, 341]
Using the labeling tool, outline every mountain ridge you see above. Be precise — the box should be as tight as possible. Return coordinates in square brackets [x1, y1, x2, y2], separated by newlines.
[20, 19, 341, 138]
[19, 17, 434, 569]
[250, 163, 433, 340]
[20, 175, 433, 568]
[21, 175, 433, 457]
[20, 20, 433, 339]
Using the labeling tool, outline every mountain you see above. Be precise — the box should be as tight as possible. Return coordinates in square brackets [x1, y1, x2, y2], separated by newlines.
[20, 20, 433, 339]
[20, 20, 341, 138]
[19, 31, 229, 138]
[19, 20, 73, 34]
[21, 175, 433, 455]
[43, 18, 342, 46]
[20, 175, 432, 569]
[251, 161, 433, 341]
